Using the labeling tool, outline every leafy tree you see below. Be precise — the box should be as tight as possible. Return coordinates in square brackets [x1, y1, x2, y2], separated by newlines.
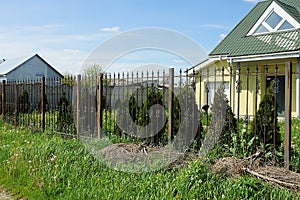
[83, 64, 103, 77]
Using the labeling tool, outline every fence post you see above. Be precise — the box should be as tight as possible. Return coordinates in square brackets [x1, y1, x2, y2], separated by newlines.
[2, 80, 5, 121]
[76, 75, 81, 138]
[41, 77, 45, 131]
[97, 73, 103, 139]
[284, 62, 292, 169]
[168, 68, 174, 142]
[14, 83, 18, 126]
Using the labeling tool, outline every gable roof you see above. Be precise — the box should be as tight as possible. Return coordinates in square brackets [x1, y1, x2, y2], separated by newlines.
[0, 54, 63, 78]
[209, 0, 300, 58]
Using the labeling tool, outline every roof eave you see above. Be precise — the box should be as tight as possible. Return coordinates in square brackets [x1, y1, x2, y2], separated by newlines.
[210, 51, 300, 63]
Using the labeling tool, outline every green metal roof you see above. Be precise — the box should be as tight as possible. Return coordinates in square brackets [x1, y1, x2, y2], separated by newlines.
[209, 0, 300, 57]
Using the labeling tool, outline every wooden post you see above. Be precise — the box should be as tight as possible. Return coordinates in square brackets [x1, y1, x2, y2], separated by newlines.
[14, 83, 18, 126]
[41, 77, 45, 131]
[284, 62, 292, 169]
[97, 73, 103, 139]
[168, 68, 174, 142]
[2, 80, 5, 121]
[76, 75, 81, 138]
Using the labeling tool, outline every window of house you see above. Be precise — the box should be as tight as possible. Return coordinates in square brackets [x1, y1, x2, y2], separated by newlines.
[207, 82, 230, 106]
[247, 2, 300, 36]
[254, 11, 295, 34]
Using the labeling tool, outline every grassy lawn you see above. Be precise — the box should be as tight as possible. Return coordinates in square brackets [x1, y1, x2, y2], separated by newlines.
[0, 121, 299, 199]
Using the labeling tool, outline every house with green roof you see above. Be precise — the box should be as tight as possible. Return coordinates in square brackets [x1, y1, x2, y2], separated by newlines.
[192, 0, 300, 118]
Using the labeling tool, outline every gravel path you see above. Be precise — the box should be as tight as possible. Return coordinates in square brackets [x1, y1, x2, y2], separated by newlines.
[0, 187, 13, 200]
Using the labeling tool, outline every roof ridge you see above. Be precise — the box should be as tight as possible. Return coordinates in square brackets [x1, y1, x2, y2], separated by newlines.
[209, 0, 300, 57]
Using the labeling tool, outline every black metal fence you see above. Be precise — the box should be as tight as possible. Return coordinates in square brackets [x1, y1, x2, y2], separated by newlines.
[1, 62, 298, 169]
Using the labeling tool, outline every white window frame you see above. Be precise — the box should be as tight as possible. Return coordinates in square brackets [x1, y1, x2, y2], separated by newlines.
[207, 82, 230, 106]
[247, 1, 300, 36]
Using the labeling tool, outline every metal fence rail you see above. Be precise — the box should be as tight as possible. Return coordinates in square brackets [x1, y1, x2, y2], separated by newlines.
[0, 63, 298, 169]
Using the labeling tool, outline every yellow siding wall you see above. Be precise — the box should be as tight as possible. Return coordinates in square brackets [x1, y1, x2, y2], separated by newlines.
[196, 58, 299, 118]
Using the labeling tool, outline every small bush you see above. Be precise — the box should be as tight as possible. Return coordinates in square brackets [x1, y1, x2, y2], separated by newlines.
[18, 90, 30, 113]
[173, 85, 202, 150]
[210, 86, 237, 145]
[138, 87, 165, 145]
[57, 92, 73, 132]
[203, 86, 237, 156]
[250, 82, 280, 152]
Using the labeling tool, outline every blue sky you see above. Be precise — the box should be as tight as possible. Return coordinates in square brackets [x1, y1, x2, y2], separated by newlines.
[0, 0, 261, 74]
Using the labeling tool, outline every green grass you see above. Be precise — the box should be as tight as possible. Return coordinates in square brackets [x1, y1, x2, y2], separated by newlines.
[279, 118, 300, 172]
[0, 121, 300, 199]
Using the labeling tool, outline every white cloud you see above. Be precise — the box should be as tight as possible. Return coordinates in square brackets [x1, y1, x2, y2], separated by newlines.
[173, 59, 184, 63]
[101, 26, 120, 32]
[0, 24, 114, 75]
[200, 24, 231, 30]
[219, 34, 227, 40]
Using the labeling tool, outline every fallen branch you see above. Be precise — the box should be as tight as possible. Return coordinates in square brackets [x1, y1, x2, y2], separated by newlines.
[242, 168, 300, 190]
[245, 150, 264, 165]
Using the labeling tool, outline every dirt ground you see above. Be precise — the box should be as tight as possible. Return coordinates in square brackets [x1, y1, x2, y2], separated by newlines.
[100, 143, 300, 191]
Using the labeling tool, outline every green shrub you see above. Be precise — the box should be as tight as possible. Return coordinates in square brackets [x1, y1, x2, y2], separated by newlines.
[210, 86, 237, 145]
[138, 87, 165, 145]
[173, 85, 202, 150]
[56, 91, 73, 132]
[250, 82, 280, 152]
[203, 86, 237, 156]
[18, 90, 30, 113]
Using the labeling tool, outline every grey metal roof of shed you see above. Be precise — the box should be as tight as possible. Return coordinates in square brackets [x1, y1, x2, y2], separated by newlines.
[0, 54, 63, 77]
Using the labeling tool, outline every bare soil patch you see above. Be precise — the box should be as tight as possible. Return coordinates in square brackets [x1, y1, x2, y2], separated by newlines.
[0, 187, 13, 200]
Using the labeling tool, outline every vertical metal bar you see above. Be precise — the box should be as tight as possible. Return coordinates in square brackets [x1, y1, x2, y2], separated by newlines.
[41, 77, 45, 131]
[145, 71, 149, 139]
[263, 65, 268, 147]
[156, 70, 159, 144]
[122, 72, 125, 136]
[109, 73, 112, 133]
[198, 69, 202, 147]
[97, 73, 103, 139]
[214, 67, 217, 94]
[236, 63, 241, 124]
[246, 66, 250, 144]
[229, 65, 233, 111]
[205, 69, 210, 134]
[151, 70, 154, 143]
[284, 62, 292, 169]
[136, 71, 139, 128]
[254, 65, 259, 149]
[273, 65, 278, 158]
[113, 73, 116, 134]
[192, 69, 196, 149]
[168, 68, 174, 142]
[2, 80, 5, 121]
[185, 69, 189, 146]
[76, 75, 81, 138]
[105, 73, 109, 132]
[14, 82, 18, 126]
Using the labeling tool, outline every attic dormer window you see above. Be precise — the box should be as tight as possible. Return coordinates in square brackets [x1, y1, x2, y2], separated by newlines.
[247, 1, 300, 36]
[254, 11, 295, 34]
